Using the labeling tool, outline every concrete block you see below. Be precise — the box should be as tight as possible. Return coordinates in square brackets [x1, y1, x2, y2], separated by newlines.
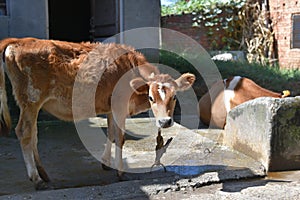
[223, 97, 300, 172]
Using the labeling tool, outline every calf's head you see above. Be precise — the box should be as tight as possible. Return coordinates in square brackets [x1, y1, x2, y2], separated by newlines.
[130, 73, 195, 128]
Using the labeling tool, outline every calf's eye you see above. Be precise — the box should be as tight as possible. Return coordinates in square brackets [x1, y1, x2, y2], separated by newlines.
[149, 96, 154, 102]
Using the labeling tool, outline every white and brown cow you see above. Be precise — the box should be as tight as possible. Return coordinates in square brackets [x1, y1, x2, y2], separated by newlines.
[199, 76, 290, 129]
[0, 37, 195, 189]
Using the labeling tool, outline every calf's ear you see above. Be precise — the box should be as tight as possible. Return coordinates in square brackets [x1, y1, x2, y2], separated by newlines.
[130, 78, 149, 95]
[175, 73, 195, 91]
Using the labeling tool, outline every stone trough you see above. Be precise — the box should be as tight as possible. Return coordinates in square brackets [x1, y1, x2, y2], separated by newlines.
[224, 97, 300, 172]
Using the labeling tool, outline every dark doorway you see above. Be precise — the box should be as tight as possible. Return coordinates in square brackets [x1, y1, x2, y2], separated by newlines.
[48, 0, 91, 42]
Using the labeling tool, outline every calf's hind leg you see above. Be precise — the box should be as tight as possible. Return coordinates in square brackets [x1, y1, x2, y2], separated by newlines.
[15, 107, 48, 190]
[33, 131, 50, 182]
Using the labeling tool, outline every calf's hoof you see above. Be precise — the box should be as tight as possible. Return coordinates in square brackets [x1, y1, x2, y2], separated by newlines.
[101, 163, 113, 171]
[37, 166, 50, 182]
[34, 180, 49, 190]
[117, 172, 131, 181]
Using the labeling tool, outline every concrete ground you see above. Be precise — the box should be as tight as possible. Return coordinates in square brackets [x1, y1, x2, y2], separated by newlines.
[0, 117, 299, 199]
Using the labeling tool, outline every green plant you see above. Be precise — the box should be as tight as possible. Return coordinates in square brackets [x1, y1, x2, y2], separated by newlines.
[161, 0, 209, 16]
[159, 51, 300, 97]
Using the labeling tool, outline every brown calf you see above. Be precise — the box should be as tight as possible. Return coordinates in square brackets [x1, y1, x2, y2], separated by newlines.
[0, 37, 195, 189]
[199, 76, 290, 129]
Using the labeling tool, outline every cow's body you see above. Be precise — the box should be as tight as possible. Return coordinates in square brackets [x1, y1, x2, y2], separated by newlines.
[0, 37, 195, 189]
[199, 76, 290, 129]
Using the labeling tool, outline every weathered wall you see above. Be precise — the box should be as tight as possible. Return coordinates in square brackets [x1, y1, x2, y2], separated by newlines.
[0, 0, 48, 39]
[0, 16, 9, 39]
[122, 0, 161, 63]
[224, 97, 300, 172]
[123, 0, 160, 31]
[269, 0, 300, 69]
[9, 0, 48, 38]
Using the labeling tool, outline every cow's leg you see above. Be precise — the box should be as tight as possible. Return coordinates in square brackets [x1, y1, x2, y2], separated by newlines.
[113, 117, 125, 178]
[32, 131, 50, 182]
[101, 113, 114, 170]
[15, 107, 48, 190]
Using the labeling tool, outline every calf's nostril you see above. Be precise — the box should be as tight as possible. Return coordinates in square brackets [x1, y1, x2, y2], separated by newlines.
[167, 118, 172, 125]
[158, 118, 173, 128]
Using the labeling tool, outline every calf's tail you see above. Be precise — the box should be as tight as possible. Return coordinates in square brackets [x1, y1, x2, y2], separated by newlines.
[0, 48, 11, 136]
[281, 90, 290, 98]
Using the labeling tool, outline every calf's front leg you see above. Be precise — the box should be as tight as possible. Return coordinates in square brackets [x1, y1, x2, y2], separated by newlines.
[114, 123, 125, 178]
[102, 113, 126, 179]
[101, 113, 125, 178]
[109, 112, 126, 179]
[101, 113, 114, 170]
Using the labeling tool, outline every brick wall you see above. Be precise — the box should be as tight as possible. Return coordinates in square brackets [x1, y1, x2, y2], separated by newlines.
[269, 0, 300, 69]
[161, 14, 226, 51]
